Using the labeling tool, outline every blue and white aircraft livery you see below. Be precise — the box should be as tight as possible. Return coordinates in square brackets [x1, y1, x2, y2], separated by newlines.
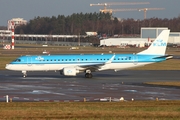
[6, 30, 172, 78]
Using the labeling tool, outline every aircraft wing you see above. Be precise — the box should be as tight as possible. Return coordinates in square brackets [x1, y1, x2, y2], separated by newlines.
[78, 63, 104, 72]
[77, 55, 115, 72]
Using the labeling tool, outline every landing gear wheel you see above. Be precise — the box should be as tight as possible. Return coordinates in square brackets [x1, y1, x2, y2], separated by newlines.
[22, 71, 27, 78]
[85, 73, 93, 78]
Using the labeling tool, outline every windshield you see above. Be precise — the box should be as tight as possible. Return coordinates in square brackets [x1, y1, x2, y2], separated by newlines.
[13, 59, 21, 62]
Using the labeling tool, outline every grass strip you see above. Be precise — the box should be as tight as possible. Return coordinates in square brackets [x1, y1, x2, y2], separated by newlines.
[0, 101, 180, 119]
[144, 82, 180, 87]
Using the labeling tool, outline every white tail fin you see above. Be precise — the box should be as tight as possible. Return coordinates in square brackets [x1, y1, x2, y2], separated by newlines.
[138, 30, 170, 55]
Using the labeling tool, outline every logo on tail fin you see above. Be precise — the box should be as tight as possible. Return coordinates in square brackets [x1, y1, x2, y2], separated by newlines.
[153, 39, 166, 47]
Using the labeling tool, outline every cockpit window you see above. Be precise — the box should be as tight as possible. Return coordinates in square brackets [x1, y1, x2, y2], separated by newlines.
[14, 59, 21, 62]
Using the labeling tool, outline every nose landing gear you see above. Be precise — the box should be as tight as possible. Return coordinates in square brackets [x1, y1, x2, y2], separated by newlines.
[22, 71, 27, 78]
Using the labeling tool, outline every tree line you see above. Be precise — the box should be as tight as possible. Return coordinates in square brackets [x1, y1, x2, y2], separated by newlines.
[15, 12, 180, 36]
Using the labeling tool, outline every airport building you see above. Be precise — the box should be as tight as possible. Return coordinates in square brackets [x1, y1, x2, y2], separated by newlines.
[100, 27, 180, 47]
[169, 32, 180, 44]
[1, 24, 180, 48]
[100, 38, 148, 47]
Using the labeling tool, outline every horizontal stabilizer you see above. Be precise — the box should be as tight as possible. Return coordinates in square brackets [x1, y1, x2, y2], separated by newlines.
[153, 55, 173, 60]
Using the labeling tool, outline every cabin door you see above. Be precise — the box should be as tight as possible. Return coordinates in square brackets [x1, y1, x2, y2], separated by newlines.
[133, 54, 138, 65]
[27, 56, 32, 66]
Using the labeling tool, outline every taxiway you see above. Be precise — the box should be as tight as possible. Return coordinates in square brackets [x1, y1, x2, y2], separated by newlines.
[0, 70, 180, 102]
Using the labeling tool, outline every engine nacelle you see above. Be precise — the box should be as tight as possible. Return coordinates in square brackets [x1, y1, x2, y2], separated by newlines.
[62, 67, 79, 76]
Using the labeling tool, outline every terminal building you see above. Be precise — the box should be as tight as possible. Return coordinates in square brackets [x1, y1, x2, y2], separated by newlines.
[100, 27, 180, 47]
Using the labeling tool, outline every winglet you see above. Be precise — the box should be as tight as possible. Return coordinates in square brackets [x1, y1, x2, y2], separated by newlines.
[106, 54, 115, 64]
[137, 30, 170, 55]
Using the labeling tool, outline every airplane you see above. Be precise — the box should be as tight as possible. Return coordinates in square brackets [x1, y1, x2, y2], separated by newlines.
[6, 30, 172, 78]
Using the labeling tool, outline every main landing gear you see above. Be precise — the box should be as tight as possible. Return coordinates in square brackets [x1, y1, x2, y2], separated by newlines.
[85, 70, 93, 78]
[22, 71, 27, 78]
[85, 73, 93, 78]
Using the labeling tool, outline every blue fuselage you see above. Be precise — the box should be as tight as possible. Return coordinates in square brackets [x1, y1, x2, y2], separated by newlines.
[10, 54, 165, 65]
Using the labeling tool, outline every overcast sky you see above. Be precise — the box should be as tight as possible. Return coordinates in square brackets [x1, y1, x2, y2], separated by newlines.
[0, 0, 179, 26]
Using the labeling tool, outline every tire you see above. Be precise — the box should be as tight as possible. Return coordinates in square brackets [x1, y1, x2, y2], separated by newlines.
[85, 73, 93, 78]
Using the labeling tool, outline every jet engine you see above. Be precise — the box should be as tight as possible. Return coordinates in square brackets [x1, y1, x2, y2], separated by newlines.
[61, 67, 79, 76]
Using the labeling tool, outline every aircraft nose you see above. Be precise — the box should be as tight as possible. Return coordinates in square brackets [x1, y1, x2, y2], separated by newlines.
[5, 64, 10, 70]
